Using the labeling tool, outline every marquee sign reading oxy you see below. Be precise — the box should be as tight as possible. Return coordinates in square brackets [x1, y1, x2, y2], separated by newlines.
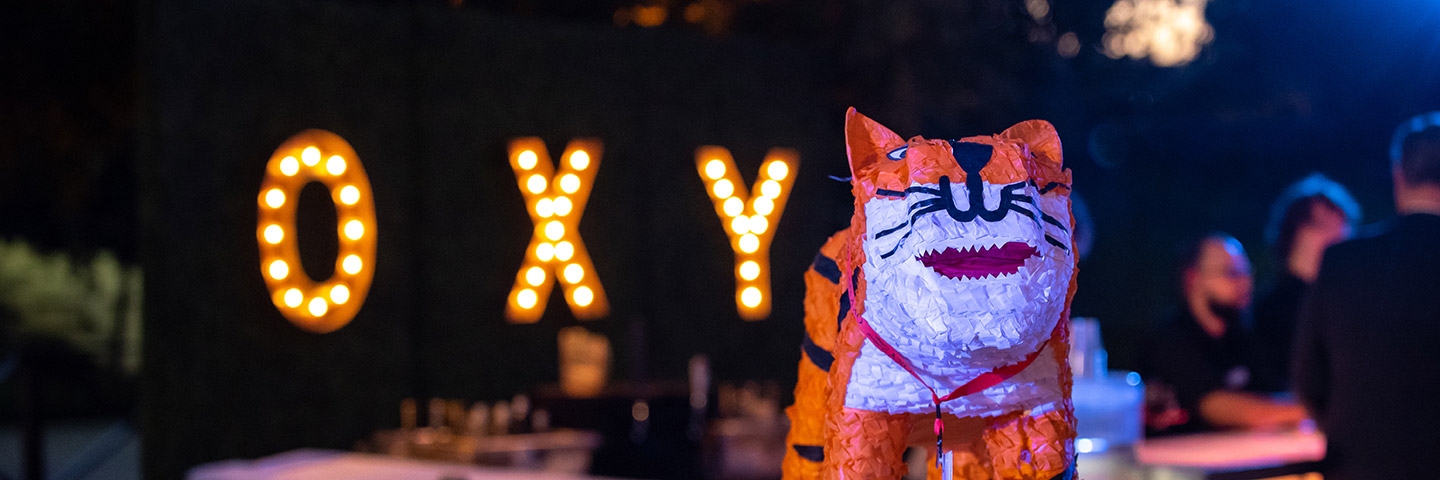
[257, 131, 797, 332]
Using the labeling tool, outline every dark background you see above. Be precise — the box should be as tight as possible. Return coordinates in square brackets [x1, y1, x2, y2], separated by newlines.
[4, 0, 1440, 477]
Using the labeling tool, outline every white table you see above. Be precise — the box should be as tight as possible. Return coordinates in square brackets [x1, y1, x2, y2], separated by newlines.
[1078, 430, 1324, 480]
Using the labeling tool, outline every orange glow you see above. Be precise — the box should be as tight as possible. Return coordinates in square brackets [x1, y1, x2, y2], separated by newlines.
[712, 179, 735, 198]
[555, 241, 575, 261]
[527, 174, 548, 194]
[339, 185, 361, 205]
[326, 155, 347, 175]
[280, 157, 300, 176]
[705, 159, 727, 179]
[269, 260, 290, 280]
[536, 198, 555, 218]
[766, 161, 789, 180]
[517, 288, 538, 309]
[553, 196, 574, 216]
[573, 286, 595, 307]
[330, 284, 351, 304]
[731, 215, 751, 235]
[569, 150, 591, 171]
[695, 146, 798, 320]
[344, 220, 365, 240]
[264, 189, 286, 209]
[263, 224, 284, 244]
[342, 255, 363, 275]
[506, 138, 610, 323]
[301, 146, 320, 166]
[526, 266, 547, 286]
[308, 297, 328, 317]
[740, 287, 763, 308]
[258, 130, 377, 333]
[739, 260, 760, 281]
[518, 150, 538, 170]
[633, 5, 666, 27]
[284, 288, 304, 308]
[559, 174, 581, 194]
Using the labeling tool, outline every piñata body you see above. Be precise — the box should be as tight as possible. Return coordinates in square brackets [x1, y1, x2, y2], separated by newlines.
[783, 109, 1079, 480]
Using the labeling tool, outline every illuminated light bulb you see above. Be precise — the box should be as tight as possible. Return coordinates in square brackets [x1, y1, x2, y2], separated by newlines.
[280, 156, 300, 176]
[573, 286, 594, 307]
[263, 224, 284, 244]
[760, 179, 782, 199]
[545, 221, 565, 241]
[339, 185, 361, 205]
[326, 155, 347, 176]
[767, 161, 789, 181]
[268, 260, 290, 280]
[536, 198, 555, 218]
[559, 174, 581, 194]
[555, 241, 575, 261]
[527, 175, 548, 194]
[750, 216, 769, 235]
[283, 288, 303, 308]
[264, 188, 286, 208]
[739, 233, 760, 253]
[569, 150, 591, 171]
[739, 260, 761, 281]
[331, 284, 351, 305]
[713, 179, 734, 198]
[344, 220, 365, 240]
[301, 146, 320, 166]
[563, 263, 585, 284]
[741, 287, 763, 308]
[730, 215, 751, 235]
[342, 255, 363, 274]
[518, 150, 538, 170]
[536, 243, 556, 262]
[553, 197, 573, 216]
[308, 297, 328, 317]
[723, 197, 743, 217]
[753, 196, 774, 215]
[517, 289, 538, 309]
[704, 159, 727, 180]
[526, 266, 546, 286]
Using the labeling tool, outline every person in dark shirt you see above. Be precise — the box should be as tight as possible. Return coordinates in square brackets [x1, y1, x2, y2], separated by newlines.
[1293, 114, 1440, 479]
[1253, 174, 1360, 387]
[1141, 233, 1307, 435]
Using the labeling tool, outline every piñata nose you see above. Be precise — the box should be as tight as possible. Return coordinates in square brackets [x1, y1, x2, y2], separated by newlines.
[948, 141, 993, 176]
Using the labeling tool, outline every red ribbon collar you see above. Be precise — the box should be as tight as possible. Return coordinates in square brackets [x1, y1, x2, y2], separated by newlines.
[846, 283, 1056, 466]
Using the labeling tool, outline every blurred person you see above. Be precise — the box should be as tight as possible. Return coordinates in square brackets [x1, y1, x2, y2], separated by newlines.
[1253, 174, 1360, 386]
[1293, 113, 1440, 479]
[1141, 233, 1307, 435]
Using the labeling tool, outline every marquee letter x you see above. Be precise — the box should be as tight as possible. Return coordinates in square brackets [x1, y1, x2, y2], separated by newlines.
[506, 138, 609, 323]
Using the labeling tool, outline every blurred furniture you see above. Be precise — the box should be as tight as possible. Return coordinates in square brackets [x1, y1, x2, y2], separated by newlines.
[533, 381, 703, 479]
[700, 381, 785, 480]
[362, 428, 601, 473]
[187, 449, 622, 480]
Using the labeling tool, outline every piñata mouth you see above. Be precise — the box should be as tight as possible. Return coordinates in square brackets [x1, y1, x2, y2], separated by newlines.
[917, 242, 1037, 280]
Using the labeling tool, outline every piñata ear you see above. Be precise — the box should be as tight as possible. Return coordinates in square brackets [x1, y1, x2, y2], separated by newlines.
[1001, 120, 1063, 166]
[845, 107, 906, 180]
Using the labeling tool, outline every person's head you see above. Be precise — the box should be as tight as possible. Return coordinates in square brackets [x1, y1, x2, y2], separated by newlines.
[1265, 174, 1360, 278]
[1179, 233, 1253, 311]
[1390, 112, 1440, 197]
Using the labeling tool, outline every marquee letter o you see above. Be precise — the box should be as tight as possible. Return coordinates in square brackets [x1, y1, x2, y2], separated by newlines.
[256, 130, 377, 333]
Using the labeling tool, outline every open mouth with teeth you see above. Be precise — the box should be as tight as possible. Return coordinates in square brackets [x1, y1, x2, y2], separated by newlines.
[917, 242, 1038, 280]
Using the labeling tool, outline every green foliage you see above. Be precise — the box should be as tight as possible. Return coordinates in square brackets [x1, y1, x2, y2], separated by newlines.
[0, 237, 143, 375]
